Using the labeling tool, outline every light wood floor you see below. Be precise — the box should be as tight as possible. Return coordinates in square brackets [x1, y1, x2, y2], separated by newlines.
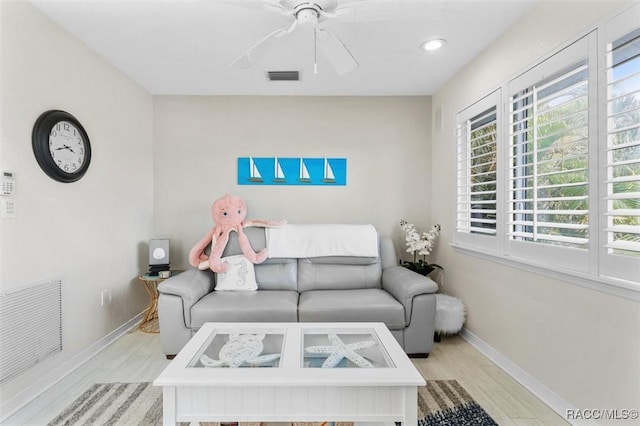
[2, 329, 567, 425]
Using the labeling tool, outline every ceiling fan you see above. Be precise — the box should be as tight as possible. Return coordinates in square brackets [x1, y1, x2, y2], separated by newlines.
[227, 0, 363, 75]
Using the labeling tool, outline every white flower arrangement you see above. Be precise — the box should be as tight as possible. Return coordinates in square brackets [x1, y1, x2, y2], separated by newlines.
[399, 220, 442, 275]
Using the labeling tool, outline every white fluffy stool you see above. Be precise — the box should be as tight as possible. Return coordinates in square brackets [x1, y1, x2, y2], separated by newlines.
[434, 294, 465, 337]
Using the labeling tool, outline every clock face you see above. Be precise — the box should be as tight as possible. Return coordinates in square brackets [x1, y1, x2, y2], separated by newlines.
[32, 110, 92, 183]
[49, 121, 87, 174]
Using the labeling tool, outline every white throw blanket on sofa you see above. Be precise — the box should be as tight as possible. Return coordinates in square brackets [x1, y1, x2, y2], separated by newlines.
[266, 224, 378, 258]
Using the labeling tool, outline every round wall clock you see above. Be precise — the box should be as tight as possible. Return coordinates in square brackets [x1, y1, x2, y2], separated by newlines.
[32, 110, 92, 183]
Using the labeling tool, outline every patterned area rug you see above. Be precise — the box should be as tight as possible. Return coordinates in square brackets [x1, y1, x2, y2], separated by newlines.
[48, 380, 497, 425]
[416, 380, 498, 425]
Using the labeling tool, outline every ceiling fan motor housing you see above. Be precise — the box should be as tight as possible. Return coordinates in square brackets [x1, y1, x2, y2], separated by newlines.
[296, 8, 319, 25]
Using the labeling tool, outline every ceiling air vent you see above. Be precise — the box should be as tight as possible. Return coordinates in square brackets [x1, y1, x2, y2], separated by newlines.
[267, 71, 300, 81]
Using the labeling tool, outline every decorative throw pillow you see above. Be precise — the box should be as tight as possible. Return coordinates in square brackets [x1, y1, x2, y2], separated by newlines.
[214, 255, 258, 291]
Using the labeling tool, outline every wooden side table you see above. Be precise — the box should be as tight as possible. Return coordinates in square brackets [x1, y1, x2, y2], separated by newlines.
[137, 271, 180, 333]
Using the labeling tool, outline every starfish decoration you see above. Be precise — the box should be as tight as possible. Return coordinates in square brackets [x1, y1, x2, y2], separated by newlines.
[305, 333, 377, 368]
[199, 333, 281, 368]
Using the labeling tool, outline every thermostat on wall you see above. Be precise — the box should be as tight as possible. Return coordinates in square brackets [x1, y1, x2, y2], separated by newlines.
[1, 171, 15, 196]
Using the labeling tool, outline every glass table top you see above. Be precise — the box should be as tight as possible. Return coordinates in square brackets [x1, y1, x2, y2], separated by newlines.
[189, 330, 284, 369]
[186, 326, 395, 370]
[302, 328, 394, 368]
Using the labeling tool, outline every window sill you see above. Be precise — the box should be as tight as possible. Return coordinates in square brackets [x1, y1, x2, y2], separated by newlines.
[450, 243, 640, 302]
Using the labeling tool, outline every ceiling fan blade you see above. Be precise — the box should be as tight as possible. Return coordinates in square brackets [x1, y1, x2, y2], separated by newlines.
[229, 27, 289, 69]
[317, 28, 358, 75]
[263, 0, 295, 17]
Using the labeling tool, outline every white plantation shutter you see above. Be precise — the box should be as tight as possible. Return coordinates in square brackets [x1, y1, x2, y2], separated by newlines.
[605, 29, 640, 254]
[601, 4, 640, 283]
[452, 16, 640, 290]
[506, 35, 594, 272]
[509, 61, 590, 247]
[455, 91, 500, 251]
[468, 108, 498, 234]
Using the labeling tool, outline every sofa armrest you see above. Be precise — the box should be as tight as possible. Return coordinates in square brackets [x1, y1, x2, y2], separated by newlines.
[158, 269, 214, 327]
[158, 268, 214, 300]
[382, 265, 438, 324]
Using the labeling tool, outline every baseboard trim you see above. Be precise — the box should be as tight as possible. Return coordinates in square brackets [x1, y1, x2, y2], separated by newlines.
[460, 328, 598, 426]
[0, 312, 144, 423]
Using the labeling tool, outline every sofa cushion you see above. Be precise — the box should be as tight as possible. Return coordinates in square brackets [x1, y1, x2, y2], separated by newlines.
[254, 258, 297, 291]
[190, 290, 298, 330]
[298, 289, 405, 330]
[297, 257, 382, 292]
[222, 227, 266, 255]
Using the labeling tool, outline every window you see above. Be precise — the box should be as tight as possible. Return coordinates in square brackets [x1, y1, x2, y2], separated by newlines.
[600, 8, 640, 283]
[455, 91, 500, 251]
[509, 61, 590, 249]
[453, 2, 640, 291]
[506, 35, 594, 272]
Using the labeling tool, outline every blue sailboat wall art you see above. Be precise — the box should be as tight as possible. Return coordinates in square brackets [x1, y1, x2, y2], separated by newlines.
[238, 157, 347, 186]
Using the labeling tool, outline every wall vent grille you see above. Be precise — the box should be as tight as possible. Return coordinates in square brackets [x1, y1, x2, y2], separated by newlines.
[0, 279, 62, 384]
[267, 71, 300, 81]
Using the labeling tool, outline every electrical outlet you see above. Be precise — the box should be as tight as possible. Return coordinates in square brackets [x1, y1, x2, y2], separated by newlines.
[100, 289, 112, 306]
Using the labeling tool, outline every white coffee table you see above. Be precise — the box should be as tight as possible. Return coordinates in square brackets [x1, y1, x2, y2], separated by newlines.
[153, 322, 425, 425]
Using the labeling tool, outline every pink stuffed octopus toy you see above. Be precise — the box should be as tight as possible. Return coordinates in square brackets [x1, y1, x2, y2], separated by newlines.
[189, 194, 286, 273]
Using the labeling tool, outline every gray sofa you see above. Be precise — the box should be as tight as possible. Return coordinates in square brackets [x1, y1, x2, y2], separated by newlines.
[157, 227, 438, 358]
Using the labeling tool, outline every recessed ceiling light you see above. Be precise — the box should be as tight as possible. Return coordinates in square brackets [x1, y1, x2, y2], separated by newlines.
[421, 39, 447, 52]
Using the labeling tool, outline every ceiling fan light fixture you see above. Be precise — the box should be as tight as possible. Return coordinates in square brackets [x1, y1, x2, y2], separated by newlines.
[421, 38, 447, 52]
[296, 8, 319, 25]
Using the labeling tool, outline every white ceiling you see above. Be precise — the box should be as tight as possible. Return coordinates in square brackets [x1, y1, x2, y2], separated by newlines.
[30, 0, 538, 96]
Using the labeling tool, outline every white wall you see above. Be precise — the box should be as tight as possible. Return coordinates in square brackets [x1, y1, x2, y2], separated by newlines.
[431, 0, 640, 420]
[0, 0, 153, 415]
[153, 96, 432, 268]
